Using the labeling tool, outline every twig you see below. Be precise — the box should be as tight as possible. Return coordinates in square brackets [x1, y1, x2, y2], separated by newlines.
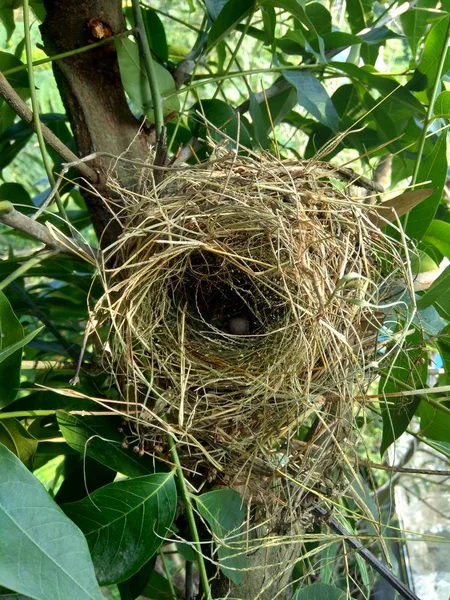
[0, 72, 98, 183]
[314, 506, 420, 600]
[23, 0, 67, 221]
[0, 201, 97, 261]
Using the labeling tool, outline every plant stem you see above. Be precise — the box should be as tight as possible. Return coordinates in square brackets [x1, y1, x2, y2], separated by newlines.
[23, 0, 67, 222]
[2, 31, 131, 77]
[380, 370, 450, 417]
[167, 433, 212, 600]
[131, 0, 164, 139]
[0, 256, 44, 292]
[158, 547, 178, 600]
[0, 410, 56, 420]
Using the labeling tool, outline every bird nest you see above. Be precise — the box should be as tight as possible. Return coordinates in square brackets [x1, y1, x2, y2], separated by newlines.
[93, 152, 411, 502]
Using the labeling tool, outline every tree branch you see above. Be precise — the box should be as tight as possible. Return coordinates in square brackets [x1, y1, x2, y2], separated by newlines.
[0, 201, 98, 262]
[0, 72, 99, 183]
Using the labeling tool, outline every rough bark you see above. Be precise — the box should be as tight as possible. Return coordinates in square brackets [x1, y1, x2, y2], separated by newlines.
[40, 0, 152, 245]
[211, 528, 302, 600]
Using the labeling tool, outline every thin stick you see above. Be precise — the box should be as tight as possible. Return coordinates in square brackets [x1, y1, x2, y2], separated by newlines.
[23, 0, 67, 221]
[2, 31, 132, 77]
[167, 434, 212, 600]
[0, 73, 98, 183]
[131, 0, 164, 139]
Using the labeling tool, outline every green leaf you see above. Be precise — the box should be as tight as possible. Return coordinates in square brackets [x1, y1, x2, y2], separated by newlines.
[0, 292, 23, 408]
[414, 14, 450, 90]
[63, 472, 177, 585]
[57, 412, 159, 478]
[0, 52, 28, 89]
[423, 220, 450, 257]
[405, 133, 447, 242]
[54, 456, 116, 504]
[345, 0, 373, 33]
[417, 264, 450, 310]
[118, 557, 156, 600]
[0, 442, 103, 600]
[292, 582, 345, 600]
[0, 9, 14, 42]
[249, 86, 297, 147]
[282, 70, 339, 131]
[142, 570, 180, 600]
[305, 3, 331, 36]
[261, 5, 276, 47]
[418, 400, 450, 442]
[196, 488, 247, 584]
[401, 0, 439, 57]
[0, 325, 43, 364]
[333, 62, 424, 119]
[437, 324, 450, 381]
[189, 98, 252, 148]
[207, 0, 255, 47]
[359, 26, 402, 44]
[379, 331, 428, 456]
[204, 0, 228, 20]
[0, 419, 37, 469]
[115, 37, 179, 118]
[434, 90, 450, 117]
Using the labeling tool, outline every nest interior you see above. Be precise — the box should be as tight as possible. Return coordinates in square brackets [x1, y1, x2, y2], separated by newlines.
[96, 153, 411, 502]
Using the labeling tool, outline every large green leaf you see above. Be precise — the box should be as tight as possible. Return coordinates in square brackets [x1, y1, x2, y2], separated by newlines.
[423, 220, 450, 257]
[57, 412, 159, 478]
[0, 419, 37, 469]
[434, 90, 450, 118]
[0, 292, 23, 408]
[401, 0, 440, 58]
[418, 400, 450, 442]
[417, 264, 450, 310]
[333, 62, 424, 119]
[405, 133, 447, 242]
[0, 443, 103, 600]
[282, 70, 339, 132]
[207, 0, 255, 48]
[414, 13, 450, 91]
[115, 37, 179, 118]
[189, 98, 252, 148]
[0, 51, 28, 89]
[196, 488, 247, 584]
[379, 330, 428, 456]
[63, 472, 177, 585]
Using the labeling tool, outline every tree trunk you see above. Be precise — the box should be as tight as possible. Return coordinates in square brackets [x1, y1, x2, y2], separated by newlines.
[40, 0, 152, 245]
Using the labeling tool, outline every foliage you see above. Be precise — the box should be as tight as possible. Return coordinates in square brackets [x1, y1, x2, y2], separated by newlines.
[0, 0, 449, 599]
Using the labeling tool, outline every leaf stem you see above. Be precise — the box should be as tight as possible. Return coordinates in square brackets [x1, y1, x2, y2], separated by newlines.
[23, 0, 68, 222]
[166, 433, 212, 600]
[131, 0, 164, 138]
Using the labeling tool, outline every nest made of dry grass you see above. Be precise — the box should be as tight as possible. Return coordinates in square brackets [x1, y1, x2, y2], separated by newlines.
[93, 151, 413, 502]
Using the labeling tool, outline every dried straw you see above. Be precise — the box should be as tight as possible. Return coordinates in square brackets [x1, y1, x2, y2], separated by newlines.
[93, 152, 413, 503]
